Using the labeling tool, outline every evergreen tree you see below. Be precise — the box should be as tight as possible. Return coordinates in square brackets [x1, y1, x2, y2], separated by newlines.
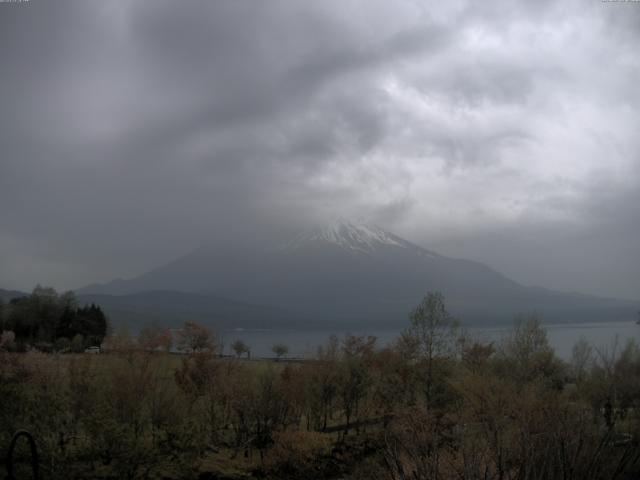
[3, 287, 108, 349]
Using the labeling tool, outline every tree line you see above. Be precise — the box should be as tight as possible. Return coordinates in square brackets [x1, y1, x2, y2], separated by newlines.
[0, 286, 108, 352]
[1, 291, 639, 479]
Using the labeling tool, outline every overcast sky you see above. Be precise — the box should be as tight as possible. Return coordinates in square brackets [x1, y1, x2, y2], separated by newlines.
[1, 0, 638, 300]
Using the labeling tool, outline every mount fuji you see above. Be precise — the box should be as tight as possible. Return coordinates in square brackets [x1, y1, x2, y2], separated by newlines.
[77, 220, 638, 330]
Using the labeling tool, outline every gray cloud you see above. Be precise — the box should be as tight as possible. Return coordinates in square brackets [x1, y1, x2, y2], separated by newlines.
[0, 0, 638, 300]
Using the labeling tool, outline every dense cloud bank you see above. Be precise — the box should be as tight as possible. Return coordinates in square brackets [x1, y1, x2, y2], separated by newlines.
[0, 0, 638, 299]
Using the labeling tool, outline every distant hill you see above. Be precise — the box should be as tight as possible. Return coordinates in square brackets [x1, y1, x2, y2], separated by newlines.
[0, 287, 297, 332]
[78, 220, 640, 329]
[0, 288, 28, 302]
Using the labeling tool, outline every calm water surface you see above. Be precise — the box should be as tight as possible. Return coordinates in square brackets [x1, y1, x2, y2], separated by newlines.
[220, 321, 640, 360]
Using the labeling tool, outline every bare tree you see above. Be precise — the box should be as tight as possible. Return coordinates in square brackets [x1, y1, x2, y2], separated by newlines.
[176, 321, 215, 353]
[403, 291, 459, 403]
[571, 336, 593, 382]
[138, 324, 173, 353]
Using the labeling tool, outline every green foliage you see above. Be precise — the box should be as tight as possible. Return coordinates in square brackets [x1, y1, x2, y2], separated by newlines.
[231, 339, 250, 358]
[495, 313, 565, 386]
[3, 286, 108, 350]
[272, 343, 289, 359]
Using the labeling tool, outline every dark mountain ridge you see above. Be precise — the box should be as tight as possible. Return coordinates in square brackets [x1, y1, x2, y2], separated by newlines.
[0, 288, 28, 302]
[77, 220, 639, 329]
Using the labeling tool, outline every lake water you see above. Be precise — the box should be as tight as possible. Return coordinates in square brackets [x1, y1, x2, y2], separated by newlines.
[219, 320, 640, 360]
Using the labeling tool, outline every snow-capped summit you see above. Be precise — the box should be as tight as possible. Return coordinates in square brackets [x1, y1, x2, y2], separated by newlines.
[78, 218, 639, 328]
[286, 218, 408, 253]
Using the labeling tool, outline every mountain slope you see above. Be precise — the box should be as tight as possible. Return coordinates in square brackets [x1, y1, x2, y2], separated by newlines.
[77, 290, 297, 331]
[78, 220, 639, 327]
[0, 288, 28, 302]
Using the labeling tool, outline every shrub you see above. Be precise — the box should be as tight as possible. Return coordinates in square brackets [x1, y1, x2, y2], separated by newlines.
[264, 430, 332, 476]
